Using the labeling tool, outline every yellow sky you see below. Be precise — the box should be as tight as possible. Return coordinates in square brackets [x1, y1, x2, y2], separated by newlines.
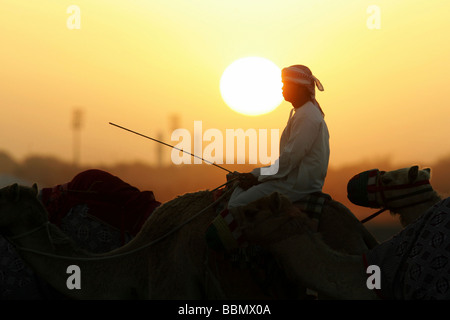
[1, 0, 449, 169]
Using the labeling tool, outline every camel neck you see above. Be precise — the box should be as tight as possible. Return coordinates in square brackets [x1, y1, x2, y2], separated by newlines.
[395, 192, 442, 227]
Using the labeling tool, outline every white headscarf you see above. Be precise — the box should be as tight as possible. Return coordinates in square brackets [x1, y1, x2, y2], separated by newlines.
[282, 65, 325, 115]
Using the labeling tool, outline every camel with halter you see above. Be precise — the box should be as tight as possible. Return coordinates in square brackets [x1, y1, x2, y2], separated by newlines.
[0, 177, 377, 299]
[267, 165, 447, 300]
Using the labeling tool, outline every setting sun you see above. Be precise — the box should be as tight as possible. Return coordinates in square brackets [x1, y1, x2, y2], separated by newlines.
[220, 57, 283, 116]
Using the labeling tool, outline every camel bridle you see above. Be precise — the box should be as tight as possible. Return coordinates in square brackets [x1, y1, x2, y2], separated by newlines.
[359, 170, 434, 223]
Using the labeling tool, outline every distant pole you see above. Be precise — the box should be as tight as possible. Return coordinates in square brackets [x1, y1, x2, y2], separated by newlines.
[72, 108, 84, 166]
[170, 114, 180, 133]
[169, 114, 180, 167]
[156, 130, 163, 167]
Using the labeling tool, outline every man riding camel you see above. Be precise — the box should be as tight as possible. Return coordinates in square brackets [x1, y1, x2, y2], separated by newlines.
[228, 65, 330, 208]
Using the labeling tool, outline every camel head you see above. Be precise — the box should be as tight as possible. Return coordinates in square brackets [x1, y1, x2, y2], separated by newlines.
[348, 165, 440, 226]
[0, 183, 47, 238]
[229, 192, 315, 246]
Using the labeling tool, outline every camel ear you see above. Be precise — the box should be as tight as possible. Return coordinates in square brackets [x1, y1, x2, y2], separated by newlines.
[32, 183, 38, 196]
[8, 183, 20, 202]
[408, 165, 419, 183]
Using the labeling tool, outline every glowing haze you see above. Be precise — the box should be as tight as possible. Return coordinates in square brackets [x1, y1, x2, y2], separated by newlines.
[0, 0, 449, 169]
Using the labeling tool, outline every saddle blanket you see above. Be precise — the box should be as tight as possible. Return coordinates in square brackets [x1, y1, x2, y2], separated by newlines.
[206, 191, 331, 253]
[293, 192, 332, 221]
[364, 197, 450, 299]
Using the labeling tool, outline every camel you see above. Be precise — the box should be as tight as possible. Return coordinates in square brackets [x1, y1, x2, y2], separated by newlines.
[347, 165, 442, 227]
[260, 166, 449, 300]
[0, 181, 377, 300]
[372, 165, 442, 227]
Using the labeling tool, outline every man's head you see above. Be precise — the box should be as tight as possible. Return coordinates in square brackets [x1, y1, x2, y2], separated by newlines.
[281, 65, 324, 108]
[281, 80, 311, 105]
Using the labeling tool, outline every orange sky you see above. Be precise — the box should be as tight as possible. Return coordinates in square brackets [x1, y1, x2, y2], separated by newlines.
[1, 0, 449, 169]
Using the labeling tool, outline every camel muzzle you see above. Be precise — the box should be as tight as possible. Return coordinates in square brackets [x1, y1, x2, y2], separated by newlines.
[347, 169, 381, 208]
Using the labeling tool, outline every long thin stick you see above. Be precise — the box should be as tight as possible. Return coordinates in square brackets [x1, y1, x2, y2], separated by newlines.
[109, 122, 233, 173]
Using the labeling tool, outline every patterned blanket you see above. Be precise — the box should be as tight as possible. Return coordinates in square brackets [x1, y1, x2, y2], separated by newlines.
[0, 169, 160, 300]
[293, 192, 332, 221]
[364, 197, 450, 299]
[0, 204, 132, 299]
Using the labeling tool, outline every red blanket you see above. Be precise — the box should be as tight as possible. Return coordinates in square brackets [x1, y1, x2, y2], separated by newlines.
[40, 169, 161, 239]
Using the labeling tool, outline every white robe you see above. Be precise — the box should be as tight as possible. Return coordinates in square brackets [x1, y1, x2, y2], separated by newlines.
[228, 101, 330, 208]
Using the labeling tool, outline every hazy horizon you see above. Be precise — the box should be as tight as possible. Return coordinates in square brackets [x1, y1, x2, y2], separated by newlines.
[2, 148, 449, 230]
